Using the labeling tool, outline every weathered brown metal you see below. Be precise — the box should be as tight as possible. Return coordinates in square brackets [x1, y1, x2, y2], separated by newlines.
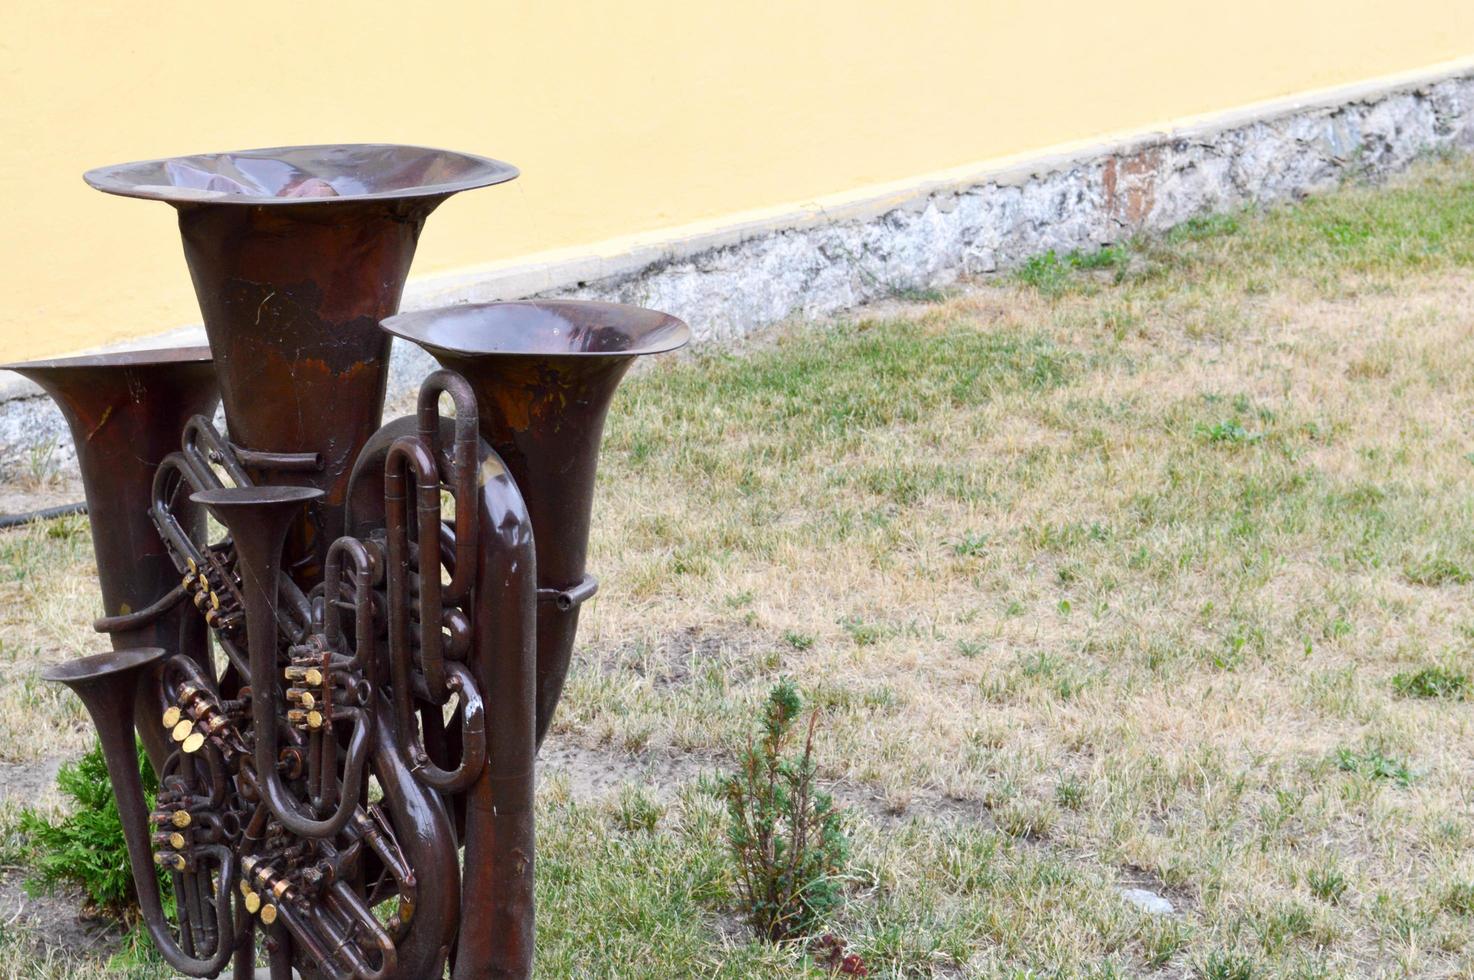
[346, 404, 542, 978]
[1, 349, 219, 649]
[381, 300, 690, 744]
[27, 147, 688, 980]
[3, 348, 220, 768]
[85, 145, 517, 584]
[44, 647, 238, 976]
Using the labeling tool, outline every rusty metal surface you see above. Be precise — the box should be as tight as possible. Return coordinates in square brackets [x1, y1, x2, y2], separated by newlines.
[178, 197, 437, 584]
[45, 647, 238, 975]
[1, 348, 218, 641]
[382, 300, 690, 743]
[90, 144, 516, 584]
[2, 348, 220, 771]
[25, 149, 685, 979]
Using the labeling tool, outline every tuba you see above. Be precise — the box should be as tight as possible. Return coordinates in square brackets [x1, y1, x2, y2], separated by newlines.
[12, 144, 688, 979]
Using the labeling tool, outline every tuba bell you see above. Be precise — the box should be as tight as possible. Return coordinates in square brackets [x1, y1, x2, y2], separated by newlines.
[3, 347, 220, 767]
[380, 299, 691, 743]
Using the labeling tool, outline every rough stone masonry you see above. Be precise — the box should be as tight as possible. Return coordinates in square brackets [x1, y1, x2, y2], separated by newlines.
[7, 72, 1474, 479]
[555, 76, 1474, 344]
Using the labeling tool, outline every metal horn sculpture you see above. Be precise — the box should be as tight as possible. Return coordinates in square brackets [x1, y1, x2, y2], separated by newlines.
[2, 348, 220, 767]
[10, 145, 689, 979]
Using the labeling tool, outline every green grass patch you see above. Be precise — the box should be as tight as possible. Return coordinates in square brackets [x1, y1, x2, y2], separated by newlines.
[1392, 665, 1470, 699]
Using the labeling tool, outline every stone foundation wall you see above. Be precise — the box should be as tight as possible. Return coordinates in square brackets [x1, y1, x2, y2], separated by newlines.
[8, 70, 1474, 481]
[559, 77, 1474, 342]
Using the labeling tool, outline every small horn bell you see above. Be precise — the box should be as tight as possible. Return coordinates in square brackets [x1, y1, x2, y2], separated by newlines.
[44, 647, 237, 976]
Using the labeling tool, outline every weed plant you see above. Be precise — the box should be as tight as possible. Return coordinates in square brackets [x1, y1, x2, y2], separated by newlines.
[723, 680, 848, 942]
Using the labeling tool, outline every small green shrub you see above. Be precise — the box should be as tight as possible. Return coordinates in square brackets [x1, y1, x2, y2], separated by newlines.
[1391, 665, 1470, 699]
[1333, 747, 1414, 786]
[1307, 866, 1348, 904]
[1197, 949, 1256, 980]
[723, 680, 849, 942]
[1403, 554, 1471, 586]
[18, 739, 162, 916]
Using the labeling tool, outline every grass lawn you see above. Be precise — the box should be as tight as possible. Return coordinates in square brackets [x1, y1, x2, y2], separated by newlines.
[4, 155, 1474, 977]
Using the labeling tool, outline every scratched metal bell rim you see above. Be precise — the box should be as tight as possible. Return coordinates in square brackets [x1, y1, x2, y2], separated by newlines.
[82, 143, 518, 206]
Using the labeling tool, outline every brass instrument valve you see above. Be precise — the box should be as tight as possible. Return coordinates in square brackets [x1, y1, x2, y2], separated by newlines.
[150, 805, 195, 836]
[182, 553, 243, 631]
[151, 827, 191, 851]
[241, 855, 299, 925]
[148, 805, 195, 873]
[161, 704, 205, 756]
[161, 684, 230, 756]
[154, 849, 191, 873]
[284, 645, 331, 733]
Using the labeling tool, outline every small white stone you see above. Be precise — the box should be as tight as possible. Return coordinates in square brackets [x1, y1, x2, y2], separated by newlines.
[1120, 887, 1175, 915]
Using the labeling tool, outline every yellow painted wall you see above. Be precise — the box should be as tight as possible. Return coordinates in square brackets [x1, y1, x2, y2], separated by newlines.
[2, 1, 1472, 359]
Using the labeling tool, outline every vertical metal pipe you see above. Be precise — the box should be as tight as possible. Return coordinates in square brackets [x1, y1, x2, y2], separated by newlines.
[453, 452, 538, 979]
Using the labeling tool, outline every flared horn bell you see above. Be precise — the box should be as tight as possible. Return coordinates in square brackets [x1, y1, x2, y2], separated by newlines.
[84, 144, 518, 584]
[1, 348, 219, 650]
[44, 647, 237, 976]
[42, 649, 173, 928]
[382, 299, 690, 744]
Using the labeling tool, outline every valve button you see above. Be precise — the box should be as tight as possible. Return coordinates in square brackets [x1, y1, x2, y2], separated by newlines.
[171, 720, 193, 742]
[162, 706, 182, 729]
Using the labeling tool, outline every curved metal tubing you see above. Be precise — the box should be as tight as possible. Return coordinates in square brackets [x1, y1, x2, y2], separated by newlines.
[416, 370, 479, 604]
[191, 486, 367, 840]
[406, 661, 486, 795]
[369, 695, 462, 979]
[383, 421, 488, 794]
[385, 436, 449, 703]
[43, 648, 236, 976]
[380, 300, 690, 747]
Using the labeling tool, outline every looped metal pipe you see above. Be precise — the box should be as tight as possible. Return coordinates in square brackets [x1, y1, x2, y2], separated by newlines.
[182, 414, 251, 487]
[255, 704, 371, 840]
[416, 369, 480, 606]
[322, 536, 379, 684]
[405, 661, 487, 794]
[385, 435, 448, 703]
